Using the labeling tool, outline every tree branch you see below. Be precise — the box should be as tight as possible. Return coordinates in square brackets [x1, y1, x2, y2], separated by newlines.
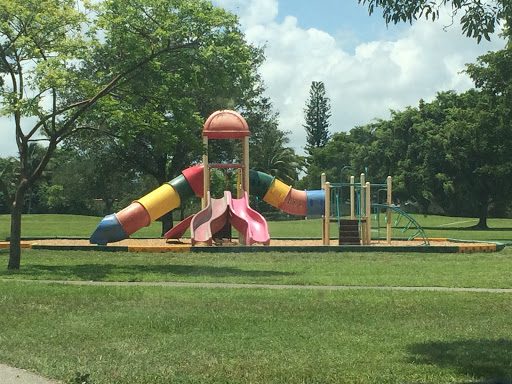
[54, 39, 199, 138]
[23, 38, 198, 185]
[56, 125, 121, 144]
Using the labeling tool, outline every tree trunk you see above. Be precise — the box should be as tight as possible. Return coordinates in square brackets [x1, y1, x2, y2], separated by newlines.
[475, 201, 489, 230]
[160, 210, 174, 237]
[8, 180, 29, 270]
[104, 199, 114, 215]
[27, 189, 32, 214]
[8, 199, 24, 270]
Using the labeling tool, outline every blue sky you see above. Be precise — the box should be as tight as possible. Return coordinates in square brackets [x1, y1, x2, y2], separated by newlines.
[0, 0, 507, 157]
[276, 1, 371, 34]
[212, 0, 506, 154]
[276, 0, 398, 47]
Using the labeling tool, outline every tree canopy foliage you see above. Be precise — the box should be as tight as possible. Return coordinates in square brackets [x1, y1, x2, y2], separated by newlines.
[305, 87, 512, 227]
[303, 81, 332, 157]
[358, 0, 510, 42]
[0, 0, 301, 269]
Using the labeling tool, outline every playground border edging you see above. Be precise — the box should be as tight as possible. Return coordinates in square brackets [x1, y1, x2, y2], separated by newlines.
[1, 240, 504, 253]
[188, 245, 462, 253]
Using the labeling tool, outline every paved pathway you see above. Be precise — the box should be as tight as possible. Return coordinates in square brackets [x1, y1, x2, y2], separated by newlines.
[4, 279, 512, 293]
[0, 364, 61, 384]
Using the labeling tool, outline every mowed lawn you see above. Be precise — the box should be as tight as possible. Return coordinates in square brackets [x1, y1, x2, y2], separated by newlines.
[1, 248, 512, 289]
[1, 213, 512, 242]
[1, 280, 511, 384]
[1, 214, 511, 383]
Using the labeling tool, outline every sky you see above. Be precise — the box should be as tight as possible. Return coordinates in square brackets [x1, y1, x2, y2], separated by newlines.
[0, 0, 507, 158]
[212, 0, 507, 155]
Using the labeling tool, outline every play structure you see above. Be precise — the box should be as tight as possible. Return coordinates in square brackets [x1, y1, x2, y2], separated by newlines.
[90, 110, 428, 246]
[323, 170, 429, 246]
[90, 110, 325, 246]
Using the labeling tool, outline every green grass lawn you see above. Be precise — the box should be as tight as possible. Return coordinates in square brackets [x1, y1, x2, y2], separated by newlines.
[1, 281, 511, 384]
[0, 214, 164, 240]
[1, 213, 511, 242]
[271, 215, 512, 242]
[1, 214, 512, 383]
[2, 248, 512, 288]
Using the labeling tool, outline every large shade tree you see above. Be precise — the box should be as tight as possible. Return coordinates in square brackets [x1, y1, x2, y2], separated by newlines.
[0, 0, 264, 269]
[247, 97, 304, 185]
[72, 1, 264, 233]
[0, 0, 98, 269]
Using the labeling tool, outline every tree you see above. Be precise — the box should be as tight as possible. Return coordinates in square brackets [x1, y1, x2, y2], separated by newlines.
[303, 81, 332, 157]
[72, 1, 264, 234]
[0, 0, 96, 269]
[46, 142, 146, 215]
[463, 48, 512, 226]
[358, 0, 511, 43]
[0, 0, 261, 269]
[304, 87, 512, 225]
[298, 132, 356, 190]
[248, 97, 304, 185]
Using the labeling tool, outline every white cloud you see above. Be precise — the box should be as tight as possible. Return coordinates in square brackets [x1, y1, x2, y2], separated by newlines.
[220, 0, 507, 155]
[0, 117, 17, 157]
[1, 1, 506, 160]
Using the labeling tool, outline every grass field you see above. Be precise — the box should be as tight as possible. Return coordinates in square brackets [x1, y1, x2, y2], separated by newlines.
[1, 280, 511, 384]
[1, 213, 512, 242]
[1, 214, 511, 383]
[1, 248, 512, 288]
[0, 214, 162, 240]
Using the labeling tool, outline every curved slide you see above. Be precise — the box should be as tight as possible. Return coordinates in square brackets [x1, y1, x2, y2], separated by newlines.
[188, 191, 270, 246]
[190, 192, 229, 246]
[228, 191, 270, 245]
[90, 165, 325, 245]
[165, 214, 195, 239]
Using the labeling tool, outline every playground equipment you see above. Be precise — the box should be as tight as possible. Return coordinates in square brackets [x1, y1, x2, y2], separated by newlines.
[90, 110, 325, 245]
[323, 171, 429, 246]
[90, 110, 428, 247]
[193, 110, 269, 246]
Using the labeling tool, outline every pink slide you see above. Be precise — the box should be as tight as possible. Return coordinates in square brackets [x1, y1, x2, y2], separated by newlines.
[164, 214, 195, 239]
[228, 191, 270, 245]
[190, 192, 229, 245]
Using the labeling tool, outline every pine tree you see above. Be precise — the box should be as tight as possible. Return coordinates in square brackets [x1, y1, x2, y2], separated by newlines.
[303, 81, 332, 156]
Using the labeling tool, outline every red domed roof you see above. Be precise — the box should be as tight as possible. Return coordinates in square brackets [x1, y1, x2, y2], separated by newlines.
[202, 110, 250, 139]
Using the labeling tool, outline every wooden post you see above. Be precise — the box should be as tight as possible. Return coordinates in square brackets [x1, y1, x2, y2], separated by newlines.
[350, 175, 355, 220]
[365, 181, 371, 245]
[236, 169, 242, 199]
[324, 182, 331, 245]
[243, 136, 250, 196]
[321, 173, 326, 242]
[360, 173, 365, 219]
[387, 176, 392, 244]
[202, 136, 209, 209]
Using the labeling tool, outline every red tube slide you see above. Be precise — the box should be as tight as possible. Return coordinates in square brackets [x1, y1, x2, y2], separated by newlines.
[278, 188, 308, 216]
